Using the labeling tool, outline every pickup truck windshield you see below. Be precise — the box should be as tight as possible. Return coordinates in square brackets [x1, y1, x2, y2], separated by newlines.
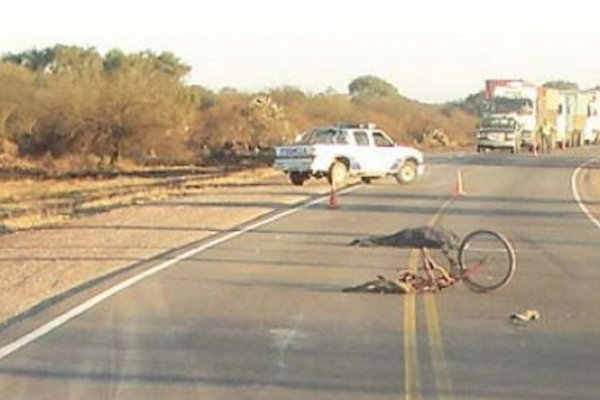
[481, 118, 516, 130]
[373, 131, 395, 147]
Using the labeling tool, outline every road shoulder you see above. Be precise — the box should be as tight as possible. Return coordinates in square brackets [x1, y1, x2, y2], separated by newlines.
[0, 171, 332, 326]
[576, 157, 600, 228]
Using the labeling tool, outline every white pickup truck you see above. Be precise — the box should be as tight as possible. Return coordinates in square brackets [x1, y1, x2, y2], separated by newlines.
[273, 123, 425, 186]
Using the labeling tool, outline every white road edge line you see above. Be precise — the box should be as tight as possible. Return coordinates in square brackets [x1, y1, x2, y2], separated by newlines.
[572, 156, 600, 230]
[0, 185, 361, 361]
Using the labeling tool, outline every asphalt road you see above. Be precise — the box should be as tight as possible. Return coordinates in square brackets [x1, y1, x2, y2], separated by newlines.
[1, 147, 600, 399]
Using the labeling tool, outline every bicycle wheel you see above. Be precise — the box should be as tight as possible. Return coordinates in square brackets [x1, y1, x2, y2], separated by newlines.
[458, 230, 516, 292]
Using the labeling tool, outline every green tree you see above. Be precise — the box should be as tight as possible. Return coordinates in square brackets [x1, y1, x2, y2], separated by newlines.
[542, 80, 579, 90]
[50, 45, 102, 78]
[247, 95, 289, 147]
[2, 45, 103, 79]
[108, 50, 191, 81]
[80, 58, 194, 165]
[348, 75, 399, 98]
[102, 49, 127, 72]
[189, 92, 251, 161]
[1, 47, 55, 72]
[188, 85, 217, 110]
[0, 63, 42, 147]
[1, 46, 195, 165]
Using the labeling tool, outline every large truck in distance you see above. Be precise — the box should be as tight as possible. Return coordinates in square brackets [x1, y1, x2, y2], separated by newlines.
[538, 87, 589, 148]
[583, 89, 600, 145]
[483, 79, 538, 149]
[483, 79, 593, 150]
[558, 90, 588, 147]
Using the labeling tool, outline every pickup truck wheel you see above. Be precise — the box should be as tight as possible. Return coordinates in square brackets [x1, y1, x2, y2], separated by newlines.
[289, 172, 307, 186]
[395, 160, 417, 184]
[328, 161, 347, 186]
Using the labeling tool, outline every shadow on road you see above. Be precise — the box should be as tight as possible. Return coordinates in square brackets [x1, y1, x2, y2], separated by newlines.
[428, 152, 600, 170]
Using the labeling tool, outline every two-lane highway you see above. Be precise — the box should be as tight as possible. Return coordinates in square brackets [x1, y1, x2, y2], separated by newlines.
[1, 148, 600, 399]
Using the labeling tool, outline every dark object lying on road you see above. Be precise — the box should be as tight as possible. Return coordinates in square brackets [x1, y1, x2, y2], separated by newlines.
[350, 225, 461, 254]
[342, 275, 414, 294]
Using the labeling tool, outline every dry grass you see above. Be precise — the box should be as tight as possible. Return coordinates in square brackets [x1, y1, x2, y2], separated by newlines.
[0, 165, 280, 232]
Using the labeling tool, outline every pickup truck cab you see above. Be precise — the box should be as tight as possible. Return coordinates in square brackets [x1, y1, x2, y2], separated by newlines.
[273, 123, 425, 186]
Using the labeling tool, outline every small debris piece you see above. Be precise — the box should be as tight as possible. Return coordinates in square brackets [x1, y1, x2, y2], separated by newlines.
[509, 309, 540, 324]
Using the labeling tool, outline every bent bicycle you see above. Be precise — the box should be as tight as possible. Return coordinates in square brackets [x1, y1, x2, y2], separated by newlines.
[397, 229, 516, 293]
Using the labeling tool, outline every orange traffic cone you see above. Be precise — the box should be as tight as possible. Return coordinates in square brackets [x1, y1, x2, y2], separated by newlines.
[327, 182, 339, 209]
[455, 168, 466, 196]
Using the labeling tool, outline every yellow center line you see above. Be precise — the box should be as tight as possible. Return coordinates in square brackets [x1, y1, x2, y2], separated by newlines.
[424, 293, 454, 399]
[403, 194, 457, 400]
[404, 250, 422, 400]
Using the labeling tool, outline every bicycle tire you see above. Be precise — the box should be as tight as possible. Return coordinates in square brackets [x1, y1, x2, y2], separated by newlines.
[457, 229, 516, 292]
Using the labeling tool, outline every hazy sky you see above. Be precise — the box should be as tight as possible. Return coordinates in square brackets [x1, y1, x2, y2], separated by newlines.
[2, 0, 600, 102]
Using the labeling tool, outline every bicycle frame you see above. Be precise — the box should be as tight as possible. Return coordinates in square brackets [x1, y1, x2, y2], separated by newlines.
[396, 253, 493, 293]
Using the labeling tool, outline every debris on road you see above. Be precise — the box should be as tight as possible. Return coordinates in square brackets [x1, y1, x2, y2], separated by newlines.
[509, 309, 540, 324]
[342, 275, 415, 294]
[348, 225, 462, 294]
[350, 225, 462, 254]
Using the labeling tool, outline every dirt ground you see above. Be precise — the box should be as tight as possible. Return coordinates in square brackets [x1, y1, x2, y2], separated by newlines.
[0, 164, 267, 231]
[0, 163, 599, 326]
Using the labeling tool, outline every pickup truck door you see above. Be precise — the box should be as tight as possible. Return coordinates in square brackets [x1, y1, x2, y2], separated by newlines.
[371, 131, 401, 172]
[351, 130, 399, 174]
[351, 130, 374, 171]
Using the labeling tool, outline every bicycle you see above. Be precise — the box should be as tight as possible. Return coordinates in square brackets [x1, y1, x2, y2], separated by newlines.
[343, 229, 516, 294]
[399, 229, 516, 293]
